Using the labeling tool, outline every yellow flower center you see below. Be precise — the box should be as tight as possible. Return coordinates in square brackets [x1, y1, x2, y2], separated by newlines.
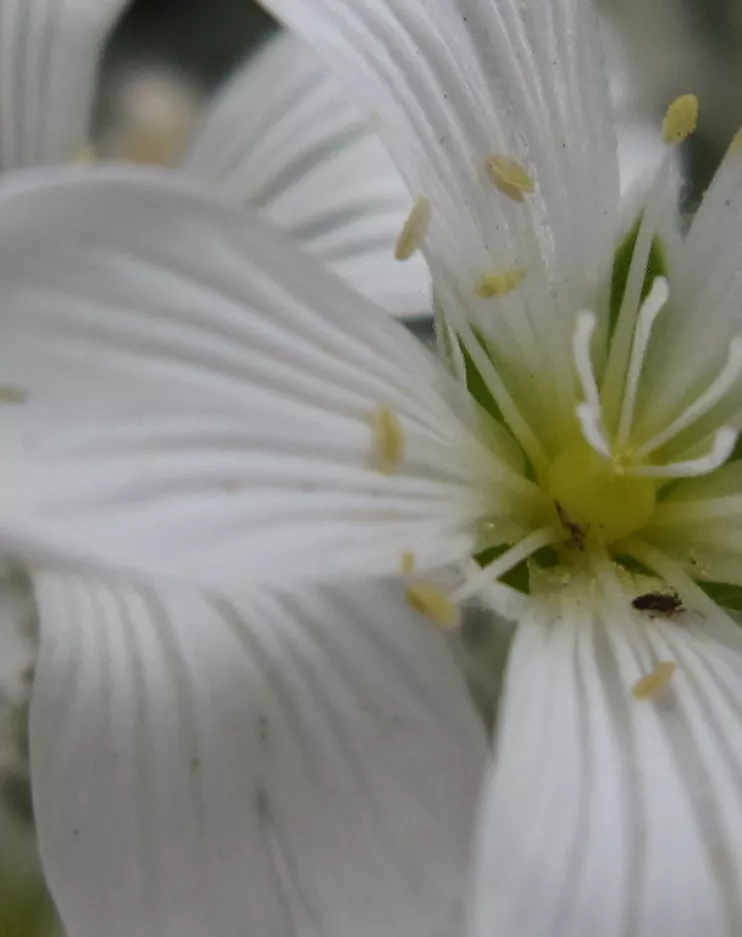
[548, 439, 657, 546]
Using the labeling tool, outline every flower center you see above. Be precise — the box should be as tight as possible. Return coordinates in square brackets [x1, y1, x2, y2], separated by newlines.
[549, 439, 656, 546]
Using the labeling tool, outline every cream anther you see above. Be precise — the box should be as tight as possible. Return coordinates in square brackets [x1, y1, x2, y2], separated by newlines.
[475, 267, 526, 298]
[406, 583, 458, 629]
[369, 406, 406, 473]
[395, 196, 431, 260]
[485, 154, 534, 202]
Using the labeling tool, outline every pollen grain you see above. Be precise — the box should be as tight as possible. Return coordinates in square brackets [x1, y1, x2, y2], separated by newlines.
[475, 267, 526, 298]
[632, 660, 677, 700]
[485, 154, 534, 202]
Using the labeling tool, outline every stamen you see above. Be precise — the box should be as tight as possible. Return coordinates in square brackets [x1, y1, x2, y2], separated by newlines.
[601, 171, 675, 429]
[485, 154, 534, 202]
[452, 526, 556, 603]
[635, 338, 742, 458]
[616, 277, 669, 447]
[573, 312, 602, 413]
[406, 582, 458, 629]
[395, 196, 431, 260]
[573, 311, 613, 457]
[475, 267, 526, 298]
[662, 94, 699, 145]
[575, 405, 613, 458]
[451, 314, 550, 480]
[400, 551, 416, 575]
[628, 426, 737, 479]
[369, 406, 406, 473]
[632, 660, 677, 700]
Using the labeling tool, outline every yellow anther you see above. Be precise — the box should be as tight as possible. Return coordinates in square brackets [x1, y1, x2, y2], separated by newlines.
[662, 95, 698, 145]
[400, 551, 416, 575]
[406, 583, 458, 629]
[485, 154, 534, 202]
[475, 267, 526, 299]
[0, 386, 27, 404]
[632, 660, 677, 700]
[369, 405, 406, 473]
[395, 196, 431, 260]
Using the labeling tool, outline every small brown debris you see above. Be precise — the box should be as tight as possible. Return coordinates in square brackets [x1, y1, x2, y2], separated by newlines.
[554, 500, 587, 552]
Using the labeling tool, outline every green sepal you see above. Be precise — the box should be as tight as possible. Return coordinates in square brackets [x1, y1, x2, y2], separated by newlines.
[695, 580, 742, 613]
[726, 435, 742, 464]
[460, 333, 505, 425]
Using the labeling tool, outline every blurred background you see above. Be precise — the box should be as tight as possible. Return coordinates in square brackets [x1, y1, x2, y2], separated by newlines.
[95, 0, 742, 199]
[3, 0, 741, 933]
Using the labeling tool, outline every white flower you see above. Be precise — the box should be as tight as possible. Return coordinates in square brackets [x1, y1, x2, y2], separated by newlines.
[0, 6, 488, 937]
[2, 1, 742, 936]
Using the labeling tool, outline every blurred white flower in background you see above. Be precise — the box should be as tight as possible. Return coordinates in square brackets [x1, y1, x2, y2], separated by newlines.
[98, 65, 204, 166]
[601, 0, 742, 195]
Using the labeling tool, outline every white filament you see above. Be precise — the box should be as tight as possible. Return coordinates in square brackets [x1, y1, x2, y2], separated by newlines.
[628, 427, 738, 478]
[452, 526, 556, 603]
[616, 277, 669, 447]
[636, 338, 742, 458]
[573, 311, 613, 456]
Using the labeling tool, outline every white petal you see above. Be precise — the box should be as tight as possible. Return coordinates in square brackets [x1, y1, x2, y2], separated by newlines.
[0, 165, 494, 586]
[471, 572, 742, 937]
[31, 573, 486, 937]
[260, 0, 620, 331]
[184, 32, 431, 319]
[0, 0, 128, 169]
